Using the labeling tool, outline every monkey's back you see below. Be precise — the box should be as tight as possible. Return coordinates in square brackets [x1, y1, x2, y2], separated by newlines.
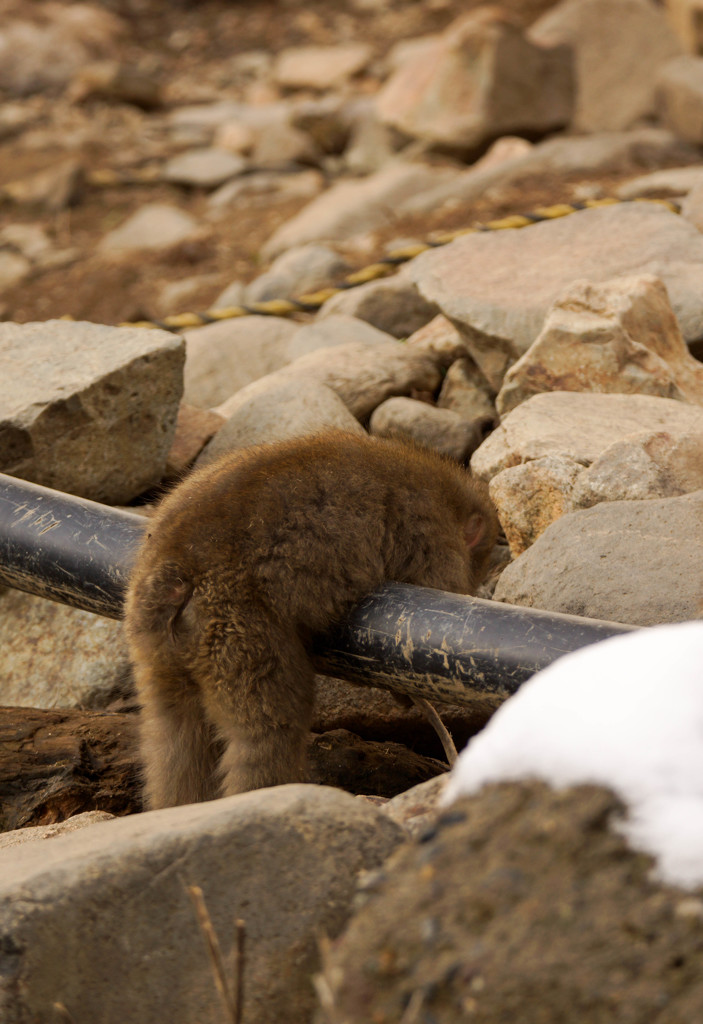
[128, 430, 495, 635]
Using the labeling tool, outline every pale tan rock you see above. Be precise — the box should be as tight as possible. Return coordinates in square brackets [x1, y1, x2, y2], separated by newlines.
[530, 0, 681, 131]
[369, 397, 483, 462]
[99, 203, 201, 253]
[213, 119, 255, 154]
[280, 341, 441, 419]
[215, 339, 441, 422]
[0, 589, 130, 709]
[199, 378, 364, 464]
[665, 0, 703, 53]
[471, 392, 703, 482]
[617, 165, 703, 200]
[0, 251, 30, 290]
[572, 429, 703, 507]
[2, 158, 84, 211]
[0, 812, 115, 851]
[261, 161, 459, 258]
[162, 147, 246, 188]
[405, 315, 469, 368]
[376, 7, 573, 152]
[0, 320, 184, 502]
[316, 273, 438, 339]
[681, 180, 703, 231]
[273, 43, 372, 91]
[183, 316, 301, 408]
[245, 244, 349, 303]
[656, 54, 703, 143]
[381, 775, 448, 838]
[489, 455, 583, 556]
[496, 275, 703, 416]
[438, 357, 496, 422]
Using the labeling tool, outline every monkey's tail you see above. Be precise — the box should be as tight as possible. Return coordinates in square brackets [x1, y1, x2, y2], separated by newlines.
[127, 562, 194, 642]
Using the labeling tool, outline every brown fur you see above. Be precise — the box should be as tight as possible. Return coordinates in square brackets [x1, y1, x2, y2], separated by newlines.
[124, 431, 498, 808]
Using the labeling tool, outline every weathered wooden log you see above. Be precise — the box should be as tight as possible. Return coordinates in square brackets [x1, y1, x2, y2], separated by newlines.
[0, 706, 447, 832]
[0, 706, 141, 832]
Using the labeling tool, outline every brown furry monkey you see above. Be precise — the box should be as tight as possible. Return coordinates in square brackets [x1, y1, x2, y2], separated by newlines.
[124, 431, 498, 808]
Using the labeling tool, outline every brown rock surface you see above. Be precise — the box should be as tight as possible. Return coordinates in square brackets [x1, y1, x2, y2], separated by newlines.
[317, 782, 703, 1024]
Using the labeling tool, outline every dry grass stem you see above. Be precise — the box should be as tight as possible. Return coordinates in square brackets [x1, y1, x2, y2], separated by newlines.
[188, 883, 244, 1024]
[413, 697, 458, 765]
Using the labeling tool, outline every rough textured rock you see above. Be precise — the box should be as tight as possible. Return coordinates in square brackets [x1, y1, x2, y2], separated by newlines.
[656, 54, 703, 144]
[376, 7, 573, 153]
[98, 203, 202, 253]
[317, 274, 439, 339]
[0, 811, 115, 851]
[493, 489, 703, 625]
[214, 339, 441, 421]
[369, 397, 483, 461]
[437, 356, 497, 422]
[0, 320, 184, 502]
[530, 0, 681, 132]
[286, 315, 395, 359]
[261, 161, 459, 258]
[380, 775, 448, 838]
[496, 274, 703, 416]
[472, 391, 703, 482]
[0, 785, 403, 1024]
[409, 203, 703, 390]
[198, 377, 364, 464]
[164, 403, 225, 477]
[183, 315, 301, 408]
[0, 590, 131, 710]
[489, 455, 583, 555]
[405, 314, 470, 368]
[316, 783, 703, 1024]
[571, 429, 703, 507]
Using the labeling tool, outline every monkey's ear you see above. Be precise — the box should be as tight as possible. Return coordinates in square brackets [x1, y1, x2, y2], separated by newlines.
[463, 512, 487, 549]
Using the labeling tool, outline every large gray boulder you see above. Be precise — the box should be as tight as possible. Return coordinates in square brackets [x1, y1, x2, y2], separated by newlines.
[0, 785, 403, 1024]
[0, 320, 184, 503]
[408, 203, 703, 390]
[493, 489, 703, 626]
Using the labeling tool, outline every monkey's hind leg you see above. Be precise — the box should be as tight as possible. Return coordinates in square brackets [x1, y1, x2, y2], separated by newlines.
[198, 620, 315, 796]
[135, 662, 221, 809]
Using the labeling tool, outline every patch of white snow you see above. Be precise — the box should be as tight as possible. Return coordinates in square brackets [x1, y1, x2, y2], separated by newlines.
[443, 621, 703, 889]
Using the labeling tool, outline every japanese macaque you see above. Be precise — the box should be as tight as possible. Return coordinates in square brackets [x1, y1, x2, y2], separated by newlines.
[124, 431, 498, 809]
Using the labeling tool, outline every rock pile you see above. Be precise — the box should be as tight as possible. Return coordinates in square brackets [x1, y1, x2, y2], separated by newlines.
[0, 0, 702, 1020]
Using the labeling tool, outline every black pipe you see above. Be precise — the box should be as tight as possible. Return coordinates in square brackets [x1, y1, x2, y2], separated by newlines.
[0, 472, 634, 709]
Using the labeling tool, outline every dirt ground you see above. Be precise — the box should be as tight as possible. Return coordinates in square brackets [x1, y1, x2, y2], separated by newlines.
[0, 0, 682, 330]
